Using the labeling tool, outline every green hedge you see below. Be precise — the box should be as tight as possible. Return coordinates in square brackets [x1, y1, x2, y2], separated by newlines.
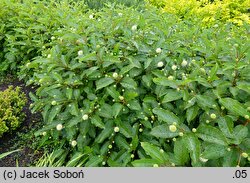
[1, 0, 250, 166]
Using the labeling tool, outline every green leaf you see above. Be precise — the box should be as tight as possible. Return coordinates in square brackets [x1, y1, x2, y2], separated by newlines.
[196, 125, 228, 146]
[174, 138, 189, 165]
[162, 89, 183, 103]
[66, 152, 85, 167]
[183, 134, 201, 166]
[112, 103, 123, 118]
[186, 105, 199, 124]
[96, 77, 115, 90]
[66, 88, 73, 100]
[95, 121, 113, 143]
[85, 156, 103, 167]
[0, 149, 20, 160]
[141, 142, 167, 163]
[97, 103, 113, 119]
[106, 87, 120, 100]
[222, 149, 238, 167]
[232, 125, 248, 144]
[115, 135, 130, 150]
[202, 144, 227, 160]
[69, 102, 79, 116]
[47, 105, 62, 123]
[120, 77, 137, 89]
[150, 124, 179, 138]
[127, 100, 141, 111]
[91, 115, 105, 129]
[132, 159, 161, 167]
[153, 78, 181, 88]
[196, 95, 216, 110]
[219, 98, 250, 117]
[217, 116, 234, 138]
[152, 108, 180, 124]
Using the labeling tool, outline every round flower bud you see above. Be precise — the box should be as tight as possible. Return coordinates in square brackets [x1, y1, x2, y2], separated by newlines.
[160, 149, 164, 153]
[172, 138, 176, 142]
[221, 106, 225, 110]
[169, 124, 177, 132]
[171, 163, 175, 167]
[82, 114, 89, 120]
[112, 72, 118, 78]
[156, 48, 162, 54]
[157, 61, 164, 68]
[51, 101, 57, 105]
[181, 59, 188, 67]
[241, 152, 248, 158]
[199, 157, 208, 163]
[210, 113, 217, 119]
[131, 154, 135, 158]
[119, 96, 124, 101]
[227, 148, 231, 152]
[118, 13, 123, 16]
[47, 54, 51, 58]
[78, 50, 83, 56]
[139, 128, 143, 132]
[179, 132, 184, 137]
[89, 14, 94, 19]
[114, 127, 120, 133]
[131, 25, 137, 31]
[200, 68, 206, 73]
[144, 117, 148, 121]
[206, 120, 210, 124]
[51, 36, 55, 40]
[56, 124, 63, 131]
[102, 161, 106, 166]
[168, 76, 174, 80]
[244, 115, 249, 119]
[171, 65, 177, 71]
[153, 164, 159, 167]
[108, 145, 112, 149]
[71, 140, 77, 147]
[42, 132, 47, 136]
[192, 128, 197, 133]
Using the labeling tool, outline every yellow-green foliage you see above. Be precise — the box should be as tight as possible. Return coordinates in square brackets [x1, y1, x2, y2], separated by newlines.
[148, 0, 250, 25]
[0, 86, 27, 137]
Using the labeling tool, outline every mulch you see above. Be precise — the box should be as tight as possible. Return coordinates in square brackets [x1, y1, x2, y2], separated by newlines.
[0, 75, 43, 167]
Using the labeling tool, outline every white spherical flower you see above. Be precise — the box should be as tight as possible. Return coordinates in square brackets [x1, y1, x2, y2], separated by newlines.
[169, 124, 177, 132]
[108, 145, 112, 149]
[118, 13, 123, 16]
[157, 61, 164, 68]
[82, 114, 89, 120]
[206, 120, 210, 124]
[26, 63, 30, 67]
[210, 113, 217, 119]
[51, 101, 57, 105]
[199, 157, 208, 163]
[51, 36, 55, 40]
[56, 124, 63, 131]
[42, 132, 47, 136]
[114, 127, 120, 133]
[192, 128, 197, 133]
[160, 149, 164, 153]
[102, 161, 106, 166]
[244, 115, 249, 119]
[71, 140, 77, 147]
[131, 25, 137, 31]
[78, 50, 83, 56]
[156, 48, 162, 54]
[241, 152, 248, 158]
[89, 14, 94, 19]
[139, 128, 143, 132]
[172, 138, 176, 142]
[171, 65, 177, 71]
[119, 96, 124, 101]
[227, 148, 231, 152]
[181, 59, 188, 67]
[112, 72, 119, 78]
[153, 164, 159, 167]
[168, 76, 174, 80]
[179, 132, 184, 137]
[47, 54, 51, 58]
[131, 154, 135, 158]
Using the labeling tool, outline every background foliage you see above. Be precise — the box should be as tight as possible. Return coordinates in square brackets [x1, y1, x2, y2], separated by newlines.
[0, 0, 249, 167]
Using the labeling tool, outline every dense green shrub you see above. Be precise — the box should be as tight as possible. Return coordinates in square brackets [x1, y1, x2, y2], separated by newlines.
[0, 86, 27, 137]
[147, 0, 250, 26]
[84, 0, 144, 9]
[1, 0, 249, 167]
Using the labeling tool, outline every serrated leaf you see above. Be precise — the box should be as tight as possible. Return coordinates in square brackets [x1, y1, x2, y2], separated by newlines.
[95, 121, 113, 143]
[150, 124, 179, 138]
[174, 138, 189, 165]
[219, 98, 250, 117]
[96, 77, 114, 90]
[127, 100, 141, 111]
[47, 105, 62, 123]
[196, 95, 216, 110]
[106, 87, 120, 100]
[97, 103, 113, 119]
[120, 77, 137, 89]
[196, 125, 228, 146]
[115, 135, 130, 150]
[232, 125, 248, 144]
[152, 108, 180, 124]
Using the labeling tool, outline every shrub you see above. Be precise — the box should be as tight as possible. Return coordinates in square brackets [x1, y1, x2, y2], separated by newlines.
[0, 86, 27, 137]
[19, 2, 250, 167]
[147, 0, 250, 26]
